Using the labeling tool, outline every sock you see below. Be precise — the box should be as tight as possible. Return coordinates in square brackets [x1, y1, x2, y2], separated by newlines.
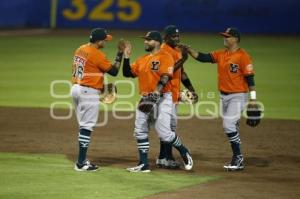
[78, 129, 91, 164]
[171, 135, 189, 156]
[165, 142, 174, 161]
[158, 140, 166, 159]
[137, 138, 149, 166]
[226, 132, 242, 156]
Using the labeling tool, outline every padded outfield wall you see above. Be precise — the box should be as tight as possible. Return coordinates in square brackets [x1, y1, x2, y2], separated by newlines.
[0, 0, 300, 34]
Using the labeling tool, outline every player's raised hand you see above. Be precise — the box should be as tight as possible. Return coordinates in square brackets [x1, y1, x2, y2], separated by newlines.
[178, 43, 199, 59]
[124, 41, 132, 58]
[178, 43, 191, 51]
[178, 44, 190, 60]
[117, 38, 126, 52]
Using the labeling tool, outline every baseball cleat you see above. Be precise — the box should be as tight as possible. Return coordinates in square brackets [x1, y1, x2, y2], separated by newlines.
[224, 155, 245, 171]
[156, 158, 167, 168]
[74, 160, 98, 171]
[165, 159, 181, 169]
[156, 158, 181, 169]
[126, 164, 151, 173]
[182, 152, 193, 171]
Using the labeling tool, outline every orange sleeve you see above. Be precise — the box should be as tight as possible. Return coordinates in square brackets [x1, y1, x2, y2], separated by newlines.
[210, 49, 223, 63]
[159, 53, 174, 77]
[240, 52, 254, 76]
[95, 51, 112, 72]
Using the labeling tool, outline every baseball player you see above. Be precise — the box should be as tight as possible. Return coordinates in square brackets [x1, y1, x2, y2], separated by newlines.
[156, 25, 198, 169]
[123, 31, 193, 172]
[181, 27, 261, 171]
[71, 28, 125, 171]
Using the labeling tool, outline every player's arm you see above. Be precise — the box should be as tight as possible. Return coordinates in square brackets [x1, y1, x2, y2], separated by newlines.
[154, 75, 170, 93]
[181, 70, 198, 103]
[245, 75, 256, 101]
[179, 44, 213, 63]
[122, 41, 136, 78]
[242, 54, 257, 102]
[189, 48, 213, 63]
[245, 74, 261, 127]
[243, 53, 260, 127]
[174, 48, 188, 72]
[181, 71, 195, 92]
[137, 54, 173, 114]
[123, 59, 135, 78]
[107, 39, 126, 76]
[106, 52, 123, 76]
[154, 54, 174, 94]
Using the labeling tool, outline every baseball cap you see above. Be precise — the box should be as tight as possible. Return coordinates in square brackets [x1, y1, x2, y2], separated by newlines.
[89, 28, 113, 42]
[220, 27, 241, 42]
[164, 25, 179, 37]
[140, 31, 162, 43]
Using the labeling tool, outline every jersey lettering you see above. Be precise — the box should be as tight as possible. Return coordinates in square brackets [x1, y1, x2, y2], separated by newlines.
[151, 61, 160, 71]
[73, 56, 86, 80]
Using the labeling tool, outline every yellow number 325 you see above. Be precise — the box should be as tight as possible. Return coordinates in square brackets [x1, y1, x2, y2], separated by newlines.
[62, 0, 141, 22]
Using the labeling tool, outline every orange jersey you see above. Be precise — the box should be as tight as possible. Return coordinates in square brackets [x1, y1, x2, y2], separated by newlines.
[210, 48, 254, 93]
[72, 44, 112, 89]
[131, 49, 174, 95]
[161, 43, 182, 102]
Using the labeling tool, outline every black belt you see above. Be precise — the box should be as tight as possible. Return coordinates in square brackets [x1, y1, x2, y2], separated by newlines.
[142, 93, 166, 97]
[220, 91, 247, 95]
[220, 91, 232, 95]
[78, 84, 98, 90]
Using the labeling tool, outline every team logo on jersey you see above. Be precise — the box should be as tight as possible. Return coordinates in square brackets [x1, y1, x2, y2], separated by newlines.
[151, 61, 160, 71]
[229, 63, 239, 73]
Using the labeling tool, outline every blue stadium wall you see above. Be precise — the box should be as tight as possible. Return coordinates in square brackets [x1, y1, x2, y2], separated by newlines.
[0, 0, 299, 34]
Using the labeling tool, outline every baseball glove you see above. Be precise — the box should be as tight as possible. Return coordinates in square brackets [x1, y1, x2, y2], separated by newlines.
[246, 103, 261, 127]
[138, 92, 160, 114]
[99, 83, 117, 104]
[179, 90, 198, 104]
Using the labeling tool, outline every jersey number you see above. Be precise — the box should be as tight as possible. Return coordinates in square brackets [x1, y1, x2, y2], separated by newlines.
[72, 56, 86, 80]
[151, 61, 160, 71]
[62, 0, 141, 22]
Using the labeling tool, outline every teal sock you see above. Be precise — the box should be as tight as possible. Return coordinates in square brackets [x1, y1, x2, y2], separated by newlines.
[227, 132, 242, 156]
[158, 140, 166, 159]
[171, 135, 188, 156]
[165, 142, 174, 160]
[137, 138, 149, 165]
[78, 129, 91, 164]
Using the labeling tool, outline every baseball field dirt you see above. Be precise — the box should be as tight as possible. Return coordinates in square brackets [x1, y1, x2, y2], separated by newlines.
[0, 107, 299, 198]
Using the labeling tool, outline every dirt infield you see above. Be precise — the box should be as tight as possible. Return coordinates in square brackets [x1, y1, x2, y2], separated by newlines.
[0, 107, 299, 198]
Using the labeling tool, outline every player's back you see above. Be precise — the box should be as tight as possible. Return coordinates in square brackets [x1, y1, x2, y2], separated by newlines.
[72, 44, 112, 89]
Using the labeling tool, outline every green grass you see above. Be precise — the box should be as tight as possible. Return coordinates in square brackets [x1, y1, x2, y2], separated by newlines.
[0, 152, 218, 199]
[0, 32, 300, 119]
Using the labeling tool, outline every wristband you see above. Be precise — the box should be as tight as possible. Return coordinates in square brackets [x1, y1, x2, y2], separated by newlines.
[250, 90, 256, 100]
